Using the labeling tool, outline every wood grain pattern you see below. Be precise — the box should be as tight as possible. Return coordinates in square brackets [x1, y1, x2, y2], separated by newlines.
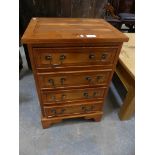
[21, 18, 128, 44]
[119, 33, 135, 79]
[21, 18, 128, 128]
[33, 47, 118, 68]
[41, 112, 103, 128]
[116, 33, 135, 120]
[41, 87, 106, 105]
[37, 69, 112, 89]
[116, 61, 135, 120]
[44, 101, 103, 118]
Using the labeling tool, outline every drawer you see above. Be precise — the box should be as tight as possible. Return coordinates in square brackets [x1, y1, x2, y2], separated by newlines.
[38, 70, 112, 89]
[44, 102, 103, 118]
[33, 47, 117, 68]
[42, 87, 106, 105]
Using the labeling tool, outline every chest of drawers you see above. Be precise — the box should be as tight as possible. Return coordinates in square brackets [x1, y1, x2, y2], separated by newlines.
[22, 18, 128, 128]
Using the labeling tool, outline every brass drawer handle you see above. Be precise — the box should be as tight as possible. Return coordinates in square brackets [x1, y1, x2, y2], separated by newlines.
[93, 92, 97, 97]
[45, 55, 52, 60]
[60, 54, 66, 61]
[97, 76, 103, 82]
[82, 106, 86, 111]
[51, 109, 56, 115]
[52, 64, 60, 67]
[60, 78, 66, 85]
[89, 54, 95, 59]
[48, 79, 55, 87]
[81, 105, 94, 112]
[61, 94, 66, 100]
[51, 94, 66, 103]
[86, 76, 92, 82]
[83, 92, 89, 98]
[51, 55, 66, 67]
[51, 109, 65, 115]
[51, 96, 62, 103]
[102, 53, 107, 59]
[83, 92, 97, 98]
[59, 109, 66, 114]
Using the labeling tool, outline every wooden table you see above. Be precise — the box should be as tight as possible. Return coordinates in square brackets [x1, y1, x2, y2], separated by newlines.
[116, 33, 135, 120]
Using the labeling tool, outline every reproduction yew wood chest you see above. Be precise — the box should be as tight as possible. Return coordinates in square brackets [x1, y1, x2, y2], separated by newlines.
[22, 18, 128, 128]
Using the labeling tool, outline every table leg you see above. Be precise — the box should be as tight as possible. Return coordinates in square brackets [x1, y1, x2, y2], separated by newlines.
[119, 86, 135, 120]
[115, 62, 135, 120]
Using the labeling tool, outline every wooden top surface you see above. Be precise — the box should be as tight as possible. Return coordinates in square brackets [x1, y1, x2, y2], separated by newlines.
[119, 33, 135, 79]
[21, 18, 128, 44]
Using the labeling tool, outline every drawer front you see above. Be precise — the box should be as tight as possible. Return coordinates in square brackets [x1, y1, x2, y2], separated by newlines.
[44, 102, 103, 118]
[42, 87, 106, 104]
[33, 47, 117, 68]
[38, 70, 111, 89]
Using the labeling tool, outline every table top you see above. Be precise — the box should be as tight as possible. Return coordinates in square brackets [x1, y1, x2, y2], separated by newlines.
[21, 18, 128, 44]
[119, 33, 135, 79]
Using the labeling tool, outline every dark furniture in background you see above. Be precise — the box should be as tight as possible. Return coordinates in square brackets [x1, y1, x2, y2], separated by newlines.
[19, 0, 109, 36]
[19, 0, 135, 70]
[103, 0, 135, 32]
